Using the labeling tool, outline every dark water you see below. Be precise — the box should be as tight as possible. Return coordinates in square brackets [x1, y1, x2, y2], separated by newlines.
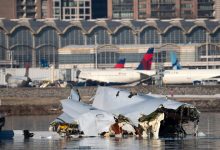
[1, 112, 220, 149]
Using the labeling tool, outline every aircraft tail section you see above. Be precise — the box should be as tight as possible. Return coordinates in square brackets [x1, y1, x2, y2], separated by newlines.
[24, 63, 30, 77]
[170, 51, 181, 70]
[24, 63, 32, 83]
[40, 58, 49, 68]
[114, 58, 126, 68]
[136, 48, 154, 70]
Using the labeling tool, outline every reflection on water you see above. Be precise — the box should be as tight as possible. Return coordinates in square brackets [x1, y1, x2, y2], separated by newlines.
[3, 115, 57, 131]
[0, 113, 220, 149]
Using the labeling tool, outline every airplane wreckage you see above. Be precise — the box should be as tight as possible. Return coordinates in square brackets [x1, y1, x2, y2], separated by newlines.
[50, 87, 200, 139]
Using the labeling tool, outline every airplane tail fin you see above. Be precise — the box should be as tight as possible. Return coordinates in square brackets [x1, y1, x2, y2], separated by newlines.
[114, 58, 126, 68]
[40, 58, 49, 67]
[24, 63, 32, 82]
[136, 48, 154, 70]
[24, 63, 30, 77]
[170, 51, 181, 70]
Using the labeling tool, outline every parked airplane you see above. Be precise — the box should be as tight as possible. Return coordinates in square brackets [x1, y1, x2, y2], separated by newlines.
[163, 52, 220, 85]
[163, 69, 220, 85]
[5, 64, 32, 87]
[77, 48, 156, 85]
[75, 58, 126, 86]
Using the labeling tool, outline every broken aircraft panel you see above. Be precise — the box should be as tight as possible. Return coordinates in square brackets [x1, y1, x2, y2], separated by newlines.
[51, 86, 200, 138]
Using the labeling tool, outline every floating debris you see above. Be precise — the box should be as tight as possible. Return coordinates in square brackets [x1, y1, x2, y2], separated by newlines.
[50, 87, 200, 139]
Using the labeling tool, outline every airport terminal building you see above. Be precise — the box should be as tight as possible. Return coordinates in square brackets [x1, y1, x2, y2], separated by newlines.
[0, 18, 220, 69]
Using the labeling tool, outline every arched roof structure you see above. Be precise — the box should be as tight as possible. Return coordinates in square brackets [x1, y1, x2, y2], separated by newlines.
[0, 18, 220, 35]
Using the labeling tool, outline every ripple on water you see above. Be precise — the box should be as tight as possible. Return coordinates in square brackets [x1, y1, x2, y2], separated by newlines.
[1, 113, 220, 149]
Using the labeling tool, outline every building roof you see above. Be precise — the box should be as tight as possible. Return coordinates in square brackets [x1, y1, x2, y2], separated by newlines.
[0, 18, 220, 34]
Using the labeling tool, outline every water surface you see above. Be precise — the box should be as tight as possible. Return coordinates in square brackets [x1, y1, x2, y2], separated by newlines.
[0, 112, 220, 149]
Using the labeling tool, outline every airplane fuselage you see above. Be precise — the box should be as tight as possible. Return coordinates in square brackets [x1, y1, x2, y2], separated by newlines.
[78, 69, 156, 85]
[163, 69, 220, 84]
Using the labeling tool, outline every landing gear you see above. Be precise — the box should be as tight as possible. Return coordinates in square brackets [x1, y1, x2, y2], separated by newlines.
[193, 81, 202, 86]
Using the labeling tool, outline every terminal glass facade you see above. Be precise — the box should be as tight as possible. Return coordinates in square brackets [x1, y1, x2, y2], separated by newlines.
[0, 19, 220, 69]
[112, 27, 135, 44]
[61, 27, 84, 47]
[35, 27, 59, 67]
[162, 27, 185, 44]
[197, 44, 220, 62]
[140, 27, 160, 44]
[87, 27, 110, 45]
[0, 28, 6, 61]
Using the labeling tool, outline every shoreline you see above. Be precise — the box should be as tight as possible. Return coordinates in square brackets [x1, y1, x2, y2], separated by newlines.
[1, 86, 220, 115]
[1, 95, 220, 115]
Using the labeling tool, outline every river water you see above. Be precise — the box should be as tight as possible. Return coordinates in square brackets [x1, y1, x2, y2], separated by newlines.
[1, 112, 220, 149]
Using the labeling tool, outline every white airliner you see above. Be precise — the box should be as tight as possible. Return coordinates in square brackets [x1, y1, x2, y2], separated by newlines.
[163, 69, 220, 85]
[77, 48, 156, 85]
[163, 52, 220, 85]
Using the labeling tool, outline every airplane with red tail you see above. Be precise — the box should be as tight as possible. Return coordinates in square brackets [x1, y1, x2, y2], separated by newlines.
[114, 58, 126, 69]
[77, 48, 156, 85]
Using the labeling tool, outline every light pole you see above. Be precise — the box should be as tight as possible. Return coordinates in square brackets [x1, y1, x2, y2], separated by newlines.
[95, 34, 98, 69]
[206, 32, 209, 69]
[10, 51, 13, 68]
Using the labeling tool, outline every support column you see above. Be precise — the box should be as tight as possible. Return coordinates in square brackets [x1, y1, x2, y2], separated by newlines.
[58, 34, 62, 48]
[84, 34, 87, 45]
[6, 34, 10, 60]
[159, 34, 162, 45]
[32, 35, 36, 67]
[135, 33, 138, 44]
[109, 33, 112, 44]
[206, 32, 209, 69]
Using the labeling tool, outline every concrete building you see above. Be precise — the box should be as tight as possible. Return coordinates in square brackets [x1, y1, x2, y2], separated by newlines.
[0, 18, 220, 69]
[0, 0, 96, 20]
[108, 0, 215, 19]
[198, 0, 215, 19]
[0, 0, 53, 19]
[0, 0, 218, 20]
[52, 0, 92, 20]
[0, 0, 16, 19]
